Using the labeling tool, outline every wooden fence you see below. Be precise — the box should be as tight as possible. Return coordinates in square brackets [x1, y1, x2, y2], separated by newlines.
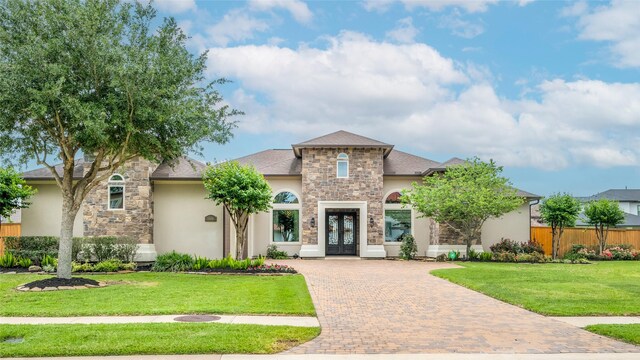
[0, 224, 21, 255]
[531, 226, 640, 256]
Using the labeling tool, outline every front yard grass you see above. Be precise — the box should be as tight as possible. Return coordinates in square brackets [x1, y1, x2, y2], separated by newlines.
[585, 324, 640, 346]
[431, 262, 640, 316]
[0, 272, 315, 316]
[0, 323, 320, 357]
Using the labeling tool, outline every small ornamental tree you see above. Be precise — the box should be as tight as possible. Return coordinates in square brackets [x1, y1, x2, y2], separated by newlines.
[0, 0, 239, 279]
[584, 199, 625, 254]
[203, 161, 272, 259]
[539, 193, 581, 259]
[0, 167, 36, 229]
[402, 157, 524, 257]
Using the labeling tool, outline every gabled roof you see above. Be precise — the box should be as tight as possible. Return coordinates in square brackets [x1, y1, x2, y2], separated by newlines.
[150, 157, 206, 180]
[575, 211, 640, 227]
[577, 189, 640, 202]
[22, 159, 85, 180]
[422, 157, 466, 176]
[383, 150, 440, 176]
[292, 130, 394, 158]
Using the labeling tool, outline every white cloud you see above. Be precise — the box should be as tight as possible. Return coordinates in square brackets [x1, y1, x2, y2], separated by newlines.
[439, 10, 484, 38]
[565, 0, 640, 68]
[207, 33, 640, 169]
[249, 0, 313, 24]
[362, 0, 498, 13]
[208, 9, 269, 47]
[153, 0, 196, 14]
[386, 17, 419, 43]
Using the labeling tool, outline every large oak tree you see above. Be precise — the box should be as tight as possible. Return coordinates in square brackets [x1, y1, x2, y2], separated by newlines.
[0, 0, 239, 278]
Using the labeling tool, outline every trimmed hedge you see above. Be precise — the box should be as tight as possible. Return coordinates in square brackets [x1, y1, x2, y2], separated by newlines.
[4, 236, 138, 264]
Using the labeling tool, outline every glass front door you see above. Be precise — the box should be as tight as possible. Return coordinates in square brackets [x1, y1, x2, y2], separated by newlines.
[326, 211, 357, 255]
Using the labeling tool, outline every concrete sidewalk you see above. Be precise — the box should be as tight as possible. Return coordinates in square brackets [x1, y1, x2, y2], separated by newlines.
[0, 315, 319, 327]
[9, 354, 640, 360]
[551, 316, 640, 327]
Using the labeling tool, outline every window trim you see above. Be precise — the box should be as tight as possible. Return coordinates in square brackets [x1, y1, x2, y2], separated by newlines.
[270, 189, 302, 244]
[107, 174, 125, 211]
[383, 189, 414, 245]
[336, 153, 349, 178]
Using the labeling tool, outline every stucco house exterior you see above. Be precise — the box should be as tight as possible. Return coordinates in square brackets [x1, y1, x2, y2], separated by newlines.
[21, 131, 539, 261]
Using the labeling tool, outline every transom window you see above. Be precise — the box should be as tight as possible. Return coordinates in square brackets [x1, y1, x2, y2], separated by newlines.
[384, 191, 412, 242]
[337, 153, 349, 178]
[108, 174, 125, 210]
[272, 191, 300, 243]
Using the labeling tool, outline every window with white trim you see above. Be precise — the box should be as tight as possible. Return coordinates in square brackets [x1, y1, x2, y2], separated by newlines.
[108, 174, 125, 210]
[384, 191, 411, 242]
[272, 191, 300, 242]
[337, 153, 349, 178]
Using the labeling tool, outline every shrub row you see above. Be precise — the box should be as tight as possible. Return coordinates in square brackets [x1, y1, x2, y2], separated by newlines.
[3, 236, 138, 264]
[490, 238, 544, 255]
[151, 251, 296, 273]
[72, 260, 136, 273]
[564, 244, 640, 261]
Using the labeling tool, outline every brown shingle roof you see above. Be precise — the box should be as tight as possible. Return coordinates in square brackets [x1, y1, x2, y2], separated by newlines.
[234, 149, 302, 176]
[383, 150, 441, 176]
[22, 159, 85, 180]
[292, 130, 394, 158]
[150, 157, 206, 180]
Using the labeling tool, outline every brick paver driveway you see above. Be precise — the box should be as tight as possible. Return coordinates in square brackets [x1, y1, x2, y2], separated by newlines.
[277, 259, 639, 354]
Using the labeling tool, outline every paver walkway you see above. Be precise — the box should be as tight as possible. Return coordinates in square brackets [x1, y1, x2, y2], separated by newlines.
[275, 259, 639, 354]
[0, 315, 318, 327]
[551, 316, 640, 327]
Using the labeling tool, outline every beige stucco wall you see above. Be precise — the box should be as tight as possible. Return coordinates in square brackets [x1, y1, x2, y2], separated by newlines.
[153, 182, 224, 258]
[21, 183, 84, 237]
[481, 203, 531, 250]
[250, 176, 302, 258]
[383, 177, 433, 257]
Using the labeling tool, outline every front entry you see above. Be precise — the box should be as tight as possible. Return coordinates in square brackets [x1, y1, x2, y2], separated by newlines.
[326, 211, 358, 255]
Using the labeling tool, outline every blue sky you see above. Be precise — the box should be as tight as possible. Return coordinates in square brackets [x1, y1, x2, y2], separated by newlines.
[155, 0, 639, 197]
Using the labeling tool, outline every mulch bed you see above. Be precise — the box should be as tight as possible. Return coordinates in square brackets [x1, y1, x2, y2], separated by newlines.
[0, 268, 32, 274]
[17, 277, 107, 292]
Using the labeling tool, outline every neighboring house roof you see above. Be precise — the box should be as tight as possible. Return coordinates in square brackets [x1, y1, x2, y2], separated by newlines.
[22, 159, 85, 180]
[292, 130, 394, 158]
[575, 211, 640, 228]
[150, 157, 207, 180]
[577, 189, 640, 202]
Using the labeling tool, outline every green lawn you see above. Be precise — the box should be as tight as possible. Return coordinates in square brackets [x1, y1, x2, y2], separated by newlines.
[0, 323, 320, 357]
[586, 324, 640, 346]
[431, 262, 640, 316]
[0, 273, 315, 316]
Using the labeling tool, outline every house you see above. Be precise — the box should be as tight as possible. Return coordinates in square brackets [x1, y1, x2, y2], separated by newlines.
[575, 189, 640, 228]
[20, 131, 539, 260]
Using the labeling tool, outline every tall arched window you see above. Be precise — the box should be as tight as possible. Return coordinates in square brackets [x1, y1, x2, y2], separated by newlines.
[272, 191, 301, 242]
[108, 174, 125, 210]
[337, 153, 349, 178]
[384, 191, 412, 242]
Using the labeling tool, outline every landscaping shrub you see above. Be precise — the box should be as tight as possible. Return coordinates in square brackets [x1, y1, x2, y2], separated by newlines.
[152, 251, 194, 272]
[17, 256, 32, 268]
[192, 256, 210, 271]
[206, 255, 266, 270]
[4, 236, 58, 264]
[266, 244, 288, 259]
[493, 251, 516, 262]
[93, 259, 123, 272]
[399, 234, 418, 260]
[0, 252, 17, 268]
[479, 251, 493, 261]
[467, 249, 481, 261]
[41, 254, 57, 268]
[82, 236, 138, 263]
[72, 262, 94, 272]
[521, 239, 544, 254]
[247, 263, 297, 273]
[435, 253, 447, 262]
[490, 238, 521, 254]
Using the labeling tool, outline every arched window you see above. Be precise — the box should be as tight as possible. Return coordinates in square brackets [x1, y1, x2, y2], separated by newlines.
[336, 153, 349, 178]
[272, 191, 301, 243]
[108, 174, 125, 210]
[384, 191, 412, 243]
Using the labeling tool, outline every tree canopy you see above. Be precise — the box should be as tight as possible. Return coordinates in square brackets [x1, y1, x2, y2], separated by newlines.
[402, 157, 524, 257]
[0, 167, 36, 228]
[0, 0, 239, 278]
[539, 193, 581, 259]
[584, 199, 625, 254]
[203, 161, 272, 259]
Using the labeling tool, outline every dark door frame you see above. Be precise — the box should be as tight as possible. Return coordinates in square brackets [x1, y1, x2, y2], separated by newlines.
[325, 210, 358, 256]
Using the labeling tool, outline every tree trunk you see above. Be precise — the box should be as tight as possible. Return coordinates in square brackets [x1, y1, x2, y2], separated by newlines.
[58, 189, 80, 279]
[466, 237, 472, 260]
[551, 225, 559, 259]
[235, 212, 249, 260]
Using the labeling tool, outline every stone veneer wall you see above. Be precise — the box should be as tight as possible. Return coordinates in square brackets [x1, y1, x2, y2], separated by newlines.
[301, 148, 384, 246]
[435, 223, 481, 245]
[83, 157, 157, 244]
